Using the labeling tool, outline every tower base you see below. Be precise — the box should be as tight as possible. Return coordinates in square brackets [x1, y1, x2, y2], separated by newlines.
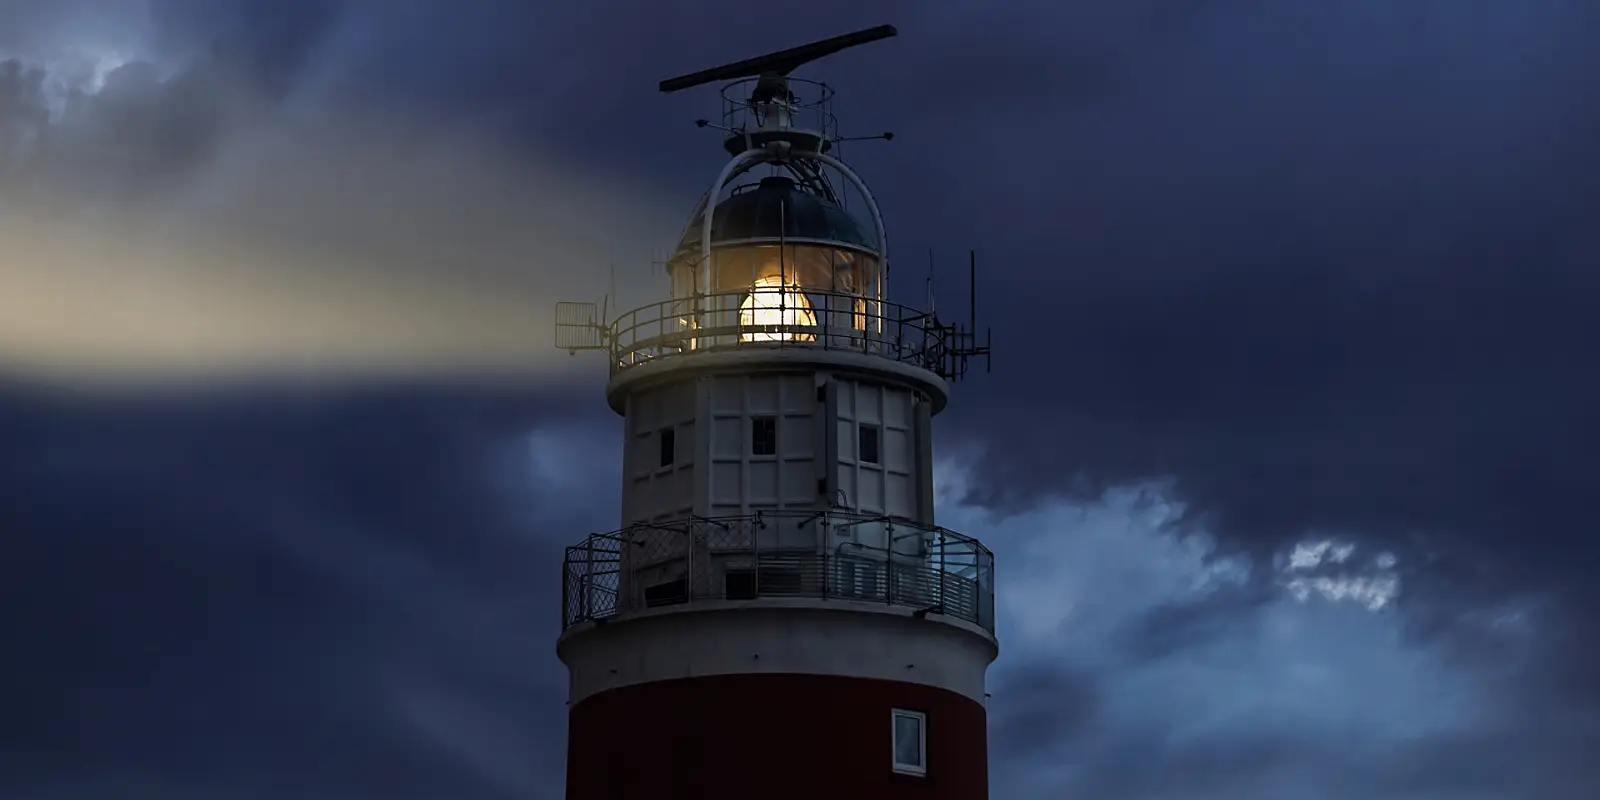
[566, 672, 988, 799]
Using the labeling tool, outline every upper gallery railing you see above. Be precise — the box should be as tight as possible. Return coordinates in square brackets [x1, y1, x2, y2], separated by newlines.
[609, 288, 959, 377]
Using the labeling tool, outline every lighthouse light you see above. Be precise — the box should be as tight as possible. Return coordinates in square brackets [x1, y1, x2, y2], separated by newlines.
[739, 275, 816, 342]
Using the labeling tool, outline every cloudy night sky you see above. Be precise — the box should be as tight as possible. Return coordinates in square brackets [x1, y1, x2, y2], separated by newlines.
[3, 1, 1598, 798]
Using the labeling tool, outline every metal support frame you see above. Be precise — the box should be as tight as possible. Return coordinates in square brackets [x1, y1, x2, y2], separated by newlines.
[696, 147, 890, 347]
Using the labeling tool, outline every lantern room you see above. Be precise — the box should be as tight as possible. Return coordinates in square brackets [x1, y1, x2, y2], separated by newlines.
[664, 174, 884, 345]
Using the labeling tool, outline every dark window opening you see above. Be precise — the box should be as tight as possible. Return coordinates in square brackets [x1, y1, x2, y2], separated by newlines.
[644, 578, 687, 608]
[859, 424, 881, 464]
[659, 427, 676, 467]
[758, 566, 803, 595]
[752, 416, 777, 455]
[724, 566, 804, 598]
[725, 569, 757, 600]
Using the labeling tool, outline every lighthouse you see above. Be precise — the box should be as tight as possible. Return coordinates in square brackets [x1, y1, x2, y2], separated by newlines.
[553, 25, 997, 799]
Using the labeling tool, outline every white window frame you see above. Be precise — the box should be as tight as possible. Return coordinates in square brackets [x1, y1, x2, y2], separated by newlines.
[890, 708, 927, 776]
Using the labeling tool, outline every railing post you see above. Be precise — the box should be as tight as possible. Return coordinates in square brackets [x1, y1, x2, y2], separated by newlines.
[583, 540, 595, 620]
[581, 541, 592, 621]
[572, 544, 585, 617]
[820, 514, 831, 601]
[896, 315, 905, 363]
[752, 514, 761, 597]
[885, 519, 896, 606]
[821, 547, 829, 600]
[685, 523, 694, 607]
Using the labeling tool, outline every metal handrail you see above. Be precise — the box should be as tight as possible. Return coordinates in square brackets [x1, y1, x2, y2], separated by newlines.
[561, 510, 995, 634]
[607, 288, 952, 377]
[718, 76, 839, 142]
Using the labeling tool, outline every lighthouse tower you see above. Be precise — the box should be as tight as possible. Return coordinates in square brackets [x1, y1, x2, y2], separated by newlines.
[553, 25, 997, 799]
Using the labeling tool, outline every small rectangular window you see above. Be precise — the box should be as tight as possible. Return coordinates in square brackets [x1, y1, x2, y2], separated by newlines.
[644, 578, 687, 608]
[659, 428, 675, 467]
[725, 569, 757, 600]
[859, 424, 881, 464]
[751, 416, 777, 456]
[891, 709, 926, 776]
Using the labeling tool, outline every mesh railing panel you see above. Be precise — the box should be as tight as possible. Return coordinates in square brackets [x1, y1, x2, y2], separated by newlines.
[560, 511, 995, 635]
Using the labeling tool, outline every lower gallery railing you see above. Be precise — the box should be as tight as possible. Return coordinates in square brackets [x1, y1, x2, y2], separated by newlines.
[561, 511, 995, 635]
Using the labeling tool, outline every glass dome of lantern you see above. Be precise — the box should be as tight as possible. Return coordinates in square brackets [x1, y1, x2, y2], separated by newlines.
[664, 175, 883, 346]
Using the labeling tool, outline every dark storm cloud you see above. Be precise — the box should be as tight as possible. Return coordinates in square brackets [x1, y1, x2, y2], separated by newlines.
[1112, 581, 1273, 662]
[986, 662, 1099, 760]
[928, 1, 1600, 605]
[0, 384, 600, 798]
[907, 5, 1596, 794]
[147, 0, 342, 82]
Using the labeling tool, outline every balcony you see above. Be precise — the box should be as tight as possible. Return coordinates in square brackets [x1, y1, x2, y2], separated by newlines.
[608, 288, 962, 379]
[560, 510, 996, 635]
[715, 76, 840, 156]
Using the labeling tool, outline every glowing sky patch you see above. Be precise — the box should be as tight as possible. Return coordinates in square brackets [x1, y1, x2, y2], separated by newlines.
[1279, 538, 1402, 610]
[925, 458, 1512, 797]
[1, 45, 145, 120]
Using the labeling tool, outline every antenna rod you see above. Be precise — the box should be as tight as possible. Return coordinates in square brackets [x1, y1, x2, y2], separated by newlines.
[969, 250, 976, 334]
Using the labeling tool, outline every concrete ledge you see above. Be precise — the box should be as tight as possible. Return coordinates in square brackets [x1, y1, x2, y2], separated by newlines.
[605, 347, 951, 415]
[557, 598, 999, 706]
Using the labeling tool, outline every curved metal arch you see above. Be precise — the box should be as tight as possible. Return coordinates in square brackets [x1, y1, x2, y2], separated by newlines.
[670, 153, 773, 279]
[807, 150, 889, 309]
[697, 148, 775, 301]
[697, 149, 889, 303]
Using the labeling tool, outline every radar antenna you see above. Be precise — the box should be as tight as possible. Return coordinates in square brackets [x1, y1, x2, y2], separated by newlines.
[658, 24, 898, 94]
[661, 25, 898, 158]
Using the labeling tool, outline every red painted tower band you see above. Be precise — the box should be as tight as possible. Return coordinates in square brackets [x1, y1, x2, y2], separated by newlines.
[568, 674, 987, 798]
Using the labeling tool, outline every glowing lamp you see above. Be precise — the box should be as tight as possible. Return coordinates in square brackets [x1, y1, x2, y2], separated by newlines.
[739, 276, 816, 342]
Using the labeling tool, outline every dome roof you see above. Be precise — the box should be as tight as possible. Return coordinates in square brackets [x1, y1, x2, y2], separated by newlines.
[667, 176, 878, 266]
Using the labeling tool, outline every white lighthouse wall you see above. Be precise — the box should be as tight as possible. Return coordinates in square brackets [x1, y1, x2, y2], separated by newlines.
[622, 383, 698, 525]
[830, 378, 918, 516]
[828, 378, 925, 555]
[703, 373, 822, 552]
[621, 373, 929, 524]
[616, 370, 935, 602]
[618, 383, 699, 610]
